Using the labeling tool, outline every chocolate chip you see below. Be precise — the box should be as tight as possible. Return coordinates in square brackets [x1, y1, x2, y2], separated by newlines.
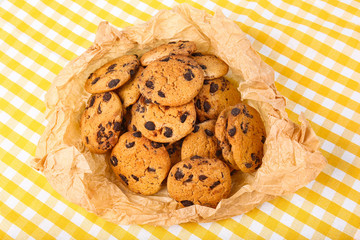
[190, 155, 202, 160]
[89, 96, 95, 108]
[251, 153, 261, 164]
[183, 69, 195, 81]
[176, 58, 185, 63]
[85, 136, 89, 144]
[123, 63, 129, 67]
[158, 91, 165, 98]
[107, 64, 117, 71]
[243, 105, 253, 118]
[119, 174, 128, 185]
[205, 129, 214, 137]
[144, 121, 155, 130]
[184, 174, 193, 183]
[147, 167, 156, 172]
[200, 64, 207, 70]
[180, 200, 194, 207]
[203, 79, 210, 85]
[97, 104, 102, 114]
[113, 122, 121, 132]
[144, 98, 152, 104]
[103, 92, 112, 102]
[261, 136, 266, 144]
[133, 131, 142, 138]
[193, 125, 199, 133]
[167, 146, 176, 155]
[175, 168, 184, 180]
[241, 122, 248, 134]
[210, 181, 220, 190]
[108, 79, 120, 88]
[131, 175, 139, 181]
[132, 125, 137, 131]
[110, 156, 118, 166]
[245, 162, 253, 168]
[88, 73, 93, 79]
[228, 127, 236, 137]
[135, 104, 145, 113]
[199, 175, 208, 181]
[143, 144, 149, 150]
[91, 77, 100, 85]
[209, 82, 219, 93]
[180, 112, 189, 123]
[179, 43, 185, 49]
[125, 141, 135, 148]
[231, 107, 241, 116]
[145, 80, 154, 89]
[163, 127, 173, 138]
[151, 141, 163, 149]
[160, 57, 170, 62]
[203, 101, 211, 112]
[129, 69, 135, 76]
[195, 99, 202, 110]
[183, 164, 192, 169]
[168, 41, 176, 44]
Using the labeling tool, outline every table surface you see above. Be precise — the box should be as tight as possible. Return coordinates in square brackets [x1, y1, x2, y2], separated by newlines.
[0, 0, 359, 239]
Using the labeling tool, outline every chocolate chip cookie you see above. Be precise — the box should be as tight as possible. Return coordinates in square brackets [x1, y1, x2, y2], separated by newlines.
[194, 77, 241, 122]
[85, 55, 140, 93]
[215, 103, 266, 172]
[138, 55, 204, 106]
[140, 40, 196, 66]
[191, 53, 229, 79]
[181, 120, 222, 161]
[116, 66, 143, 108]
[132, 96, 196, 143]
[81, 92, 123, 153]
[167, 157, 231, 208]
[110, 131, 171, 195]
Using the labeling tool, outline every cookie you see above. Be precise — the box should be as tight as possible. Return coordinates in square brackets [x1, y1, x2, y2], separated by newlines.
[181, 120, 222, 161]
[166, 139, 183, 167]
[138, 55, 204, 106]
[191, 53, 229, 79]
[167, 157, 231, 208]
[132, 96, 196, 143]
[85, 55, 140, 94]
[110, 131, 171, 195]
[81, 92, 123, 153]
[116, 66, 143, 108]
[140, 40, 196, 66]
[215, 103, 266, 172]
[194, 77, 241, 122]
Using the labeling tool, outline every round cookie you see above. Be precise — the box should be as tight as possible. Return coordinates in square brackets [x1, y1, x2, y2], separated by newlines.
[181, 120, 222, 161]
[138, 55, 204, 106]
[215, 106, 238, 169]
[167, 157, 231, 208]
[194, 77, 241, 122]
[191, 53, 229, 79]
[110, 131, 171, 195]
[226, 103, 266, 172]
[85, 55, 140, 94]
[116, 66, 143, 108]
[132, 96, 196, 143]
[140, 40, 196, 66]
[81, 92, 123, 153]
[215, 103, 266, 172]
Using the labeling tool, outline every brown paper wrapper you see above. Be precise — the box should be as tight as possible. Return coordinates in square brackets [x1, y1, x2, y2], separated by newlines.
[30, 4, 327, 226]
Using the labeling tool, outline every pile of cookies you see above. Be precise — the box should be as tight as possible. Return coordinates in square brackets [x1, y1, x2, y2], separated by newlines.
[80, 41, 266, 208]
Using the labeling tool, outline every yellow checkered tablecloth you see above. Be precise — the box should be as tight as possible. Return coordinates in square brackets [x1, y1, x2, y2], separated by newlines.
[0, 0, 359, 239]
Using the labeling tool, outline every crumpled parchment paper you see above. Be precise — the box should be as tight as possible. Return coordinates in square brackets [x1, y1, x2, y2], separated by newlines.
[31, 4, 327, 226]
